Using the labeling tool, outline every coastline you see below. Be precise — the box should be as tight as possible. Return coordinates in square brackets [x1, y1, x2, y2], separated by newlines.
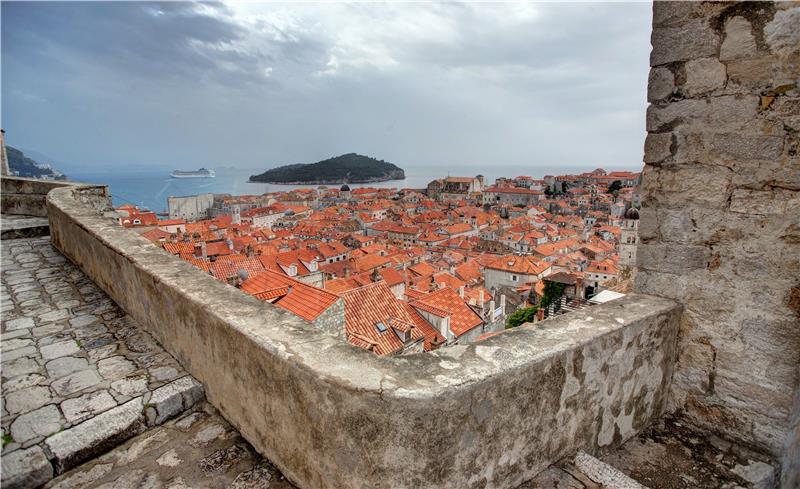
[247, 176, 407, 186]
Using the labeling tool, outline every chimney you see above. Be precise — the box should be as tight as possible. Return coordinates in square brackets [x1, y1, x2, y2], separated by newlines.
[194, 242, 207, 260]
[458, 286, 465, 298]
[226, 239, 234, 251]
[236, 269, 249, 288]
[344, 265, 351, 278]
[489, 300, 496, 321]
[478, 290, 485, 308]
[500, 294, 507, 316]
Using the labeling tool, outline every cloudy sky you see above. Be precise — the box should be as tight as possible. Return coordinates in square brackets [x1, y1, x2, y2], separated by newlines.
[2, 2, 653, 172]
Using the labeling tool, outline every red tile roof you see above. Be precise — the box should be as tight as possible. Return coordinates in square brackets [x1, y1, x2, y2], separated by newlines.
[410, 287, 483, 337]
[341, 282, 425, 356]
[241, 270, 339, 321]
[209, 256, 265, 281]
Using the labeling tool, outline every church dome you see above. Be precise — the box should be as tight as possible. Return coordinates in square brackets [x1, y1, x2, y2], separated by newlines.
[624, 207, 640, 220]
[340, 184, 351, 192]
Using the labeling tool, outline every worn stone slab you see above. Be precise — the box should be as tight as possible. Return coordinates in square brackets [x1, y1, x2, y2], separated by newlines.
[46, 356, 90, 379]
[45, 397, 146, 474]
[97, 355, 137, 380]
[40, 340, 80, 360]
[2, 345, 37, 363]
[51, 369, 103, 396]
[2, 372, 47, 393]
[574, 451, 646, 489]
[1, 445, 54, 489]
[144, 376, 205, 426]
[61, 390, 117, 424]
[4, 317, 34, 331]
[1, 356, 41, 378]
[110, 375, 149, 398]
[5, 385, 52, 415]
[10, 404, 64, 444]
[44, 403, 294, 489]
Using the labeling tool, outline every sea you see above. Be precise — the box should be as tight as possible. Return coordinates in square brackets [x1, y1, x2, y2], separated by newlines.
[67, 163, 643, 214]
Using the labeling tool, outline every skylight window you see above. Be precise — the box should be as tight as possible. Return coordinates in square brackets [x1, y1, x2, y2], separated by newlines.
[375, 322, 388, 333]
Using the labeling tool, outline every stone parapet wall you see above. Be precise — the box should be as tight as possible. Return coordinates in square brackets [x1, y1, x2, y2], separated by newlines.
[1, 176, 74, 217]
[47, 184, 680, 489]
[638, 2, 800, 486]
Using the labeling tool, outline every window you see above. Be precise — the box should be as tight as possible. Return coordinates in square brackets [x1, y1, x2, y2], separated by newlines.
[511, 275, 518, 282]
[375, 322, 387, 333]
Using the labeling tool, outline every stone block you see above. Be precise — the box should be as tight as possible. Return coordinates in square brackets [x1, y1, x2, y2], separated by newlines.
[0, 446, 53, 489]
[720, 16, 758, 61]
[1, 357, 41, 378]
[641, 163, 733, 209]
[110, 375, 149, 397]
[765, 6, 800, 55]
[38, 309, 69, 323]
[10, 404, 63, 444]
[144, 376, 205, 426]
[69, 314, 98, 328]
[46, 356, 90, 379]
[647, 67, 674, 102]
[40, 340, 80, 361]
[730, 188, 800, 216]
[574, 451, 646, 488]
[2, 373, 46, 393]
[683, 57, 726, 95]
[51, 369, 103, 396]
[61, 390, 117, 423]
[643, 132, 673, 163]
[4, 317, 34, 331]
[651, 20, 719, 66]
[638, 243, 707, 274]
[2, 338, 34, 352]
[97, 356, 137, 380]
[726, 57, 779, 90]
[646, 95, 759, 133]
[5, 386, 52, 415]
[45, 397, 146, 474]
[1, 345, 37, 363]
[712, 133, 784, 160]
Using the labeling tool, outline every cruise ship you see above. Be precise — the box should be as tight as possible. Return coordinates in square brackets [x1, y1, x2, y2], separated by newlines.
[170, 168, 215, 179]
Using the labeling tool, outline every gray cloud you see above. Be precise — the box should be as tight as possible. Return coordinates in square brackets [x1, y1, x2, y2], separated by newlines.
[1, 1, 652, 172]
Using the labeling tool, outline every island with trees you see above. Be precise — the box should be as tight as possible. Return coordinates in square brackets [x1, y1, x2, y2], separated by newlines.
[249, 153, 405, 184]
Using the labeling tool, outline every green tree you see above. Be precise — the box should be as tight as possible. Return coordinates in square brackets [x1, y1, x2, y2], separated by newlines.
[540, 281, 567, 311]
[506, 306, 538, 329]
[607, 180, 623, 194]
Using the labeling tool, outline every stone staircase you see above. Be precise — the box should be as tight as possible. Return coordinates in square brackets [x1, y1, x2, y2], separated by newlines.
[1, 236, 206, 488]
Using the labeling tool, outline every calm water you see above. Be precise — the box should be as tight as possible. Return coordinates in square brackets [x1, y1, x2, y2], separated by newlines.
[67, 164, 641, 213]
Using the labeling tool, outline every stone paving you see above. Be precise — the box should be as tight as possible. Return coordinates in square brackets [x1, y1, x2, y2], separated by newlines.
[1, 237, 204, 488]
[45, 402, 294, 489]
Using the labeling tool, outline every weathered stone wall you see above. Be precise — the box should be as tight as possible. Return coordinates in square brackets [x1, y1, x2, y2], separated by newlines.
[1, 176, 73, 217]
[638, 2, 800, 485]
[48, 184, 680, 489]
[312, 297, 345, 339]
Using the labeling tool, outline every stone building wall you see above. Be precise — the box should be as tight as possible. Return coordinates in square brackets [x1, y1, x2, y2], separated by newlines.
[637, 2, 800, 485]
[312, 297, 345, 339]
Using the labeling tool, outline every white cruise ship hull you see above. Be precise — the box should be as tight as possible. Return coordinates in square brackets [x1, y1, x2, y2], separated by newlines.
[170, 170, 215, 179]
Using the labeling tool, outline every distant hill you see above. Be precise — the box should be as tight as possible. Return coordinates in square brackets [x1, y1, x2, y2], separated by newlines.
[6, 146, 67, 180]
[249, 153, 405, 184]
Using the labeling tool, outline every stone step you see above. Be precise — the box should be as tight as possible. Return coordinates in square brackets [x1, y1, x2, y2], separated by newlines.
[0, 215, 50, 240]
[1, 376, 205, 489]
[573, 451, 648, 489]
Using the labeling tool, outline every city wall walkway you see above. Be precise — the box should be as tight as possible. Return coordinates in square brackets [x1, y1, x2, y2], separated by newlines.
[1, 235, 773, 488]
